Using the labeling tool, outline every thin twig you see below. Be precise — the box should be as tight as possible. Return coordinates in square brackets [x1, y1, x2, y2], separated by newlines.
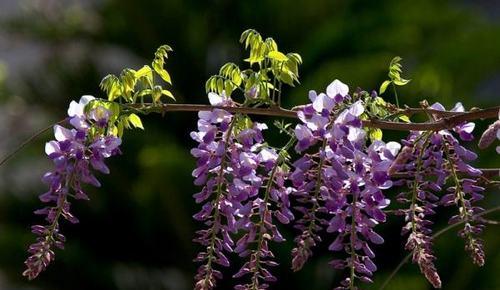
[391, 168, 499, 180]
[0, 119, 66, 167]
[378, 205, 500, 290]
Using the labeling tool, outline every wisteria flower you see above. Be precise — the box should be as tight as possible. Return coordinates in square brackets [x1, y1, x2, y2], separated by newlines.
[23, 95, 121, 280]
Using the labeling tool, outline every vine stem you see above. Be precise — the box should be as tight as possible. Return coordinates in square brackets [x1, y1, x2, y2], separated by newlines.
[378, 205, 500, 290]
[126, 103, 500, 131]
[250, 136, 295, 289]
[203, 116, 236, 287]
[392, 83, 400, 108]
[0, 118, 67, 167]
[349, 193, 359, 290]
[2, 104, 499, 169]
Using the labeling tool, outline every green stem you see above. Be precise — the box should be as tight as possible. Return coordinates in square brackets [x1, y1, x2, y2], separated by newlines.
[392, 83, 400, 108]
[443, 141, 477, 252]
[349, 193, 359, 290]
[203, 117, 236, 286]
[304, 137, 329, 244]
[409, 132, 432, 233]
[250, 137, 296, 289]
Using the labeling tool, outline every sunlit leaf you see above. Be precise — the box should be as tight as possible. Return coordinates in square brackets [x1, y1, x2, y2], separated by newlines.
[128, 113, 144, 130]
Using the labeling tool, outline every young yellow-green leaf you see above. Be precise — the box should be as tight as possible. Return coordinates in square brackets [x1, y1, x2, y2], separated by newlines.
[279, 71, 294, 86]
[393, 78, 411, 86]
[117, 118, 125, 137]
[161, 89, 175, 100]
[268, 51, 288, 62]
[398, 114, 411, 123]
[369, 128, 383, 141]
[100, 74, 122, 101]
[128, 113, 144, 130]
[135, 65, 152, 78]
[379, 80, 392, 95]
[152, 60, 172, 84]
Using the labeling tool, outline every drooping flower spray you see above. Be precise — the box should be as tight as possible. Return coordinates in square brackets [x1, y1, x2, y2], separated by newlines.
[290, 80, 400, 289]
[24, 96, 122, 279]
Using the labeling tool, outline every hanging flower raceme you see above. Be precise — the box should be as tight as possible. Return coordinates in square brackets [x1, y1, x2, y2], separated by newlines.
[289, 80, 400, 289]
[191, 92, 237, 290]
[392, 102, 486, 288]
[232, 136, 295, 290]
[432, 103, 486, 267]
[192, 91, 296, 290]
[23, 96, 121, 280]
[392, 131, 443, 288]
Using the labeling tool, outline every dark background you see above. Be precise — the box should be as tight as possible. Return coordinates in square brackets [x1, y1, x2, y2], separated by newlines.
[0, 0, 499, 289]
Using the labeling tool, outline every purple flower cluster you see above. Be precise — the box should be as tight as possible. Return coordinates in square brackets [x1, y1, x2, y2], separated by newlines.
[192, 92, 295, 290]
[289, 80, 400, 289]
[392, 102, 486, 288]
[430, 102, 485, 267]
[191, 94, 235, 290]
[392, 131, 443, 288]
[232, 146, 293, 290]
[442, 133, 486, 266]
[23, 96, 121, 280]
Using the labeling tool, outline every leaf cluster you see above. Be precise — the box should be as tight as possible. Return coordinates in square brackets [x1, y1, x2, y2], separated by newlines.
[206, 29, 302, 106]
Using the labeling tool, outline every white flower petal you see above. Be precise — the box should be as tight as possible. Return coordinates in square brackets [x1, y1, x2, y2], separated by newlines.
[312, 93, 334, 112]
[255, 122, 268, 130]
[347, 127, 365, 142]
[80, 95, 95, 105]
[326, 79, 349, 98]
[54, 125, 74, 141]
[349, 100, 365, 116]
[198, 111, 212, 121]
[386, 141, 401, 156]
[295, 124, 312, 140]
[461, 122, 475, 133]
[45, 141, 60, 155]
[451, 102, 465, 112]
[208, 92, 223, 106]
[430, 102, 445, 111]
[259, 148, 278, 162]
[308, 90, 318, 102]
[67, 100, 81, 117]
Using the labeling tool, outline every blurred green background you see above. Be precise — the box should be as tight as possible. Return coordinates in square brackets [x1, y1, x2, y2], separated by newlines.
[0, 0, 499, 289]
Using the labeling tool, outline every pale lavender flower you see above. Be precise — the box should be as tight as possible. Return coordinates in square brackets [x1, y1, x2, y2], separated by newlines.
[23, 96, 120, 280]
[290, 80, 400, 289]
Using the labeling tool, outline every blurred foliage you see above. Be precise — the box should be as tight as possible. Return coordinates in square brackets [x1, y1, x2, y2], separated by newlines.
[0, 0, 499, 289]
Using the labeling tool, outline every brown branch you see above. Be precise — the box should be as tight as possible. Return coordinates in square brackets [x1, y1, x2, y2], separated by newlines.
[127, 103, 500, 132]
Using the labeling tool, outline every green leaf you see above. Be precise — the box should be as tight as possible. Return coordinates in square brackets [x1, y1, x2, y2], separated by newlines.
[279, 71, 294, 86]
[135, 65, 152, 78]
[152, 60, 172, 84]
[379, 80, 392, 95]
[369, 128, 383, 141]
[128, 113, 144, 130]
[135, 65, 154, 88]
[152, 45, 173, 84]
[268, 51, 288, 62]
[100, 74, 122, 101]
[161, 89, 175, 100]
[393, 78, 411, 86]
[398, 115, 411, 123]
